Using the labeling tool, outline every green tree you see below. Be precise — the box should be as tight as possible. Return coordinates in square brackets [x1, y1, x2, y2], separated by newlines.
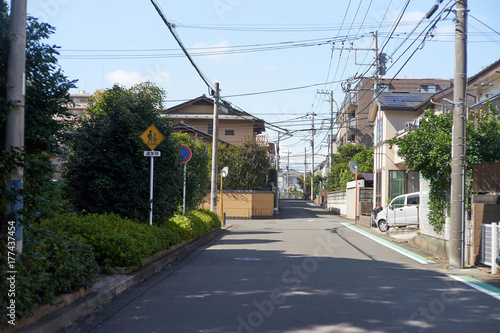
[63, 83, 183, 223]
[218, 138, 271, 190]
[298, 173, 323, 198]
[328, 144, 373, 191]
[0, 2, 76, 220]
[173, 132, 211, 209]
[389, 105, 500, 232]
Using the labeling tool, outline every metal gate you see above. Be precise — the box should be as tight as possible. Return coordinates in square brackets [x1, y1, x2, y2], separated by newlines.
[480, 222, 500, 273]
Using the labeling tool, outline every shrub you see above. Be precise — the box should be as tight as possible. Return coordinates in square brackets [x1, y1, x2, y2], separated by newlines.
[0, 225, 98, 328]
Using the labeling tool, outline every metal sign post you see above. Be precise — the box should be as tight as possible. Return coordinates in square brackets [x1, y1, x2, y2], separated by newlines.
[141, 125, 165, 225]
[220, 166, 228, 225]
[349, 161, 359, 224]
[178, 145, 192, 215]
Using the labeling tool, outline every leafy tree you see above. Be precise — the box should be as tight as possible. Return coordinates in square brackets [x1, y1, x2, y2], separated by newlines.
[328, 144, 373, 191]
[173, 132, 211, 209]
[389, 105, 500, 232]
[217, 138, 271, 190]
[63, 83, 183, 223]
[0, 2, 76, 220]
[298, 173, 323, 198]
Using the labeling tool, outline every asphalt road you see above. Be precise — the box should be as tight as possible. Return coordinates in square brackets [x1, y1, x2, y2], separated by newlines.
[66, 199, 500, 333]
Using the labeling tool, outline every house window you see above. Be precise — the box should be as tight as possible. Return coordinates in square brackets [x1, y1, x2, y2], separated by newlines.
[225, 129, 234, 136]
[389, 170, 405, 200]
[376, 171, 382, 206]
[376, 119, 383, 144]
[389, 170, 420, 200]
[379, 84, 389, 92]
[208, 124, 213, 135]
[421, 85, 437, 93]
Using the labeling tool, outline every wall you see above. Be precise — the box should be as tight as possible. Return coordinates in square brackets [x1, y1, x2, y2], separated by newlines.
[200, 191, 275, 219]
[327, 190, 347, 216]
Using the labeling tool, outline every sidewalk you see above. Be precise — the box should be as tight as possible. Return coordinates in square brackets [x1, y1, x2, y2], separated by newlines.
[14, 227, 229, 333]
[343, 216, 500, 291]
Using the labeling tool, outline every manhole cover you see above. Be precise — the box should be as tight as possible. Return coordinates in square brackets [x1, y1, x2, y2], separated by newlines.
[234, 257, 262, 261]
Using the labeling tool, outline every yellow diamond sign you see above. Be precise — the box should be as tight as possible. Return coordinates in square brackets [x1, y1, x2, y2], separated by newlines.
[140, 124, 165, 150]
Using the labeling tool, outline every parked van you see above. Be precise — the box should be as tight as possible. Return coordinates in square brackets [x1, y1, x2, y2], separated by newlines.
[375, 192, 420, 232]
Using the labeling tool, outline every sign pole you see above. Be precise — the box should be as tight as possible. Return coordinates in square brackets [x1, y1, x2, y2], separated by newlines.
[183, 163, 187, 215]
[149, 155, 154, 225]
[220, 171, 224, 224]
[354, 166, 358, 224]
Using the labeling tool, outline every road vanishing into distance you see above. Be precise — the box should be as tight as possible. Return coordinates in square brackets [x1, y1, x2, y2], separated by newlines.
[65, 199, 500, 333]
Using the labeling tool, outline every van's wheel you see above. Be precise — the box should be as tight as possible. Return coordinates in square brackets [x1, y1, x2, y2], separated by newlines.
[378, 220, 388, 232]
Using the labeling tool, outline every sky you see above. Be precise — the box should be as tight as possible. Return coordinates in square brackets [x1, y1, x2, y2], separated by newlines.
[21, 0, 500, 170]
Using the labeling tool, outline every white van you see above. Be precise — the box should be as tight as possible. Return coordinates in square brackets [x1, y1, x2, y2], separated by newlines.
[375, 192, 420, 232]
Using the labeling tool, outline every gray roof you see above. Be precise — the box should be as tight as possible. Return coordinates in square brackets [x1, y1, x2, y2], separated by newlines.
[377, 91, 435, 111]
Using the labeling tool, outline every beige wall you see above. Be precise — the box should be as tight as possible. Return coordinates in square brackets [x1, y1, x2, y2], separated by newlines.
[200, 191, 275, 219]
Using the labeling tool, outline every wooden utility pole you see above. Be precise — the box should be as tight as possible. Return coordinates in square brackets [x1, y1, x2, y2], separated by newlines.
[449, 0, 467, 269]
[5, 0, 27, 254]
[210, 82, 220, 213]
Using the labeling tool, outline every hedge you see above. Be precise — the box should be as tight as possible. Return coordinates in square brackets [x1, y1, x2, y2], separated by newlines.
[0, 225, 98, 328]
[0, 209, 220, 328]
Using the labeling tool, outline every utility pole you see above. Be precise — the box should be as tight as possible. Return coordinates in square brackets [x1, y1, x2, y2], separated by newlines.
[373, 30, 379, 92]
[210, 82, 220, 213]
[274, 135, 280, 214]
[286, 150, 290, 198]
[449, 0, 467, 269]
[304, 147, 307, 199]
[310, 112, 315, 203]
[317, 90, 336, 170]
[5, 0, 27, 254]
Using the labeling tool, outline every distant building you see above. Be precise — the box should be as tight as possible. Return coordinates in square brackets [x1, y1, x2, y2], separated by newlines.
[334, 77, 453, 151]
[162, 95, 265, 146]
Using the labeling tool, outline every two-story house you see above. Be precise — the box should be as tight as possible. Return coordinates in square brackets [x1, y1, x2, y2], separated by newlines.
[162, 95, 265, 146]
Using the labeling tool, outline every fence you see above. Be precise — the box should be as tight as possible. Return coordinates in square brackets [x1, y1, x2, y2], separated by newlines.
[480, 222, 500, 274]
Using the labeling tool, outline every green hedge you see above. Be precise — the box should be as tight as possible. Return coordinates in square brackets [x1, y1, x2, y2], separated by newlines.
[0, 209, 220, 328]
[38, 209, 221, 268]
[0, 225, 98, 328]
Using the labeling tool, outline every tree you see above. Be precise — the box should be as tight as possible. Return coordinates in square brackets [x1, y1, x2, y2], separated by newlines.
[173, 132, 211, 210]
[63, 83, 183, 223]
[328, 144, 373, 191]
[389, 105, 500, 232]
[217, 138, 271, 190]
[0, 2, 76, 220]
[298, 173, 323, 198]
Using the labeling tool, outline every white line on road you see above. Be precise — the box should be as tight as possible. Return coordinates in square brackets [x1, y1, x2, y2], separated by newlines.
[341, 223, 435, 265]
[447, 274, 500, 301]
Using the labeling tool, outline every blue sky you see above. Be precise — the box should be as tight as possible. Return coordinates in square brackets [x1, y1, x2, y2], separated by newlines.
[23, 0, 500, 169]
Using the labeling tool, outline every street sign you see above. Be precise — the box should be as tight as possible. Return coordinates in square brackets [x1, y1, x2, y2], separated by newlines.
[140, 124, 165, 150]
[178, 144, 192, 163]
[144, 151, 161, 157]
[221, 166, 229, 178]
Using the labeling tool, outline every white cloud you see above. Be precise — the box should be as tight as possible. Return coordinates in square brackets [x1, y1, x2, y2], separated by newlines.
[106, 69, 144, 87]
[105, 67, 171, 87]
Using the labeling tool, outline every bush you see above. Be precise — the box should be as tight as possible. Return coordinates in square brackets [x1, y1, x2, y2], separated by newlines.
[39, 210, 220, 268]
[0, 225, 98, 328]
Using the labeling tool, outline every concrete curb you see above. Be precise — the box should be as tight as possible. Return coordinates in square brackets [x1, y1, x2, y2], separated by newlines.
[17, 227, 228, 333]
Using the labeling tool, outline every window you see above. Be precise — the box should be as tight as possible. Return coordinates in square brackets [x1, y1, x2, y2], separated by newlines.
[376, 171, 382, 206]
[389, 170, 405, 199]
[225, 129, 234, 136]
[376, 119, 383, 144]
[421, 85, 437, 93]
[379, 84, 389, 92]
[407, 195, 419, 205]
[208, 124, 213, 135]
[389, 170, 420, 200]
[391, 197, 405, 208]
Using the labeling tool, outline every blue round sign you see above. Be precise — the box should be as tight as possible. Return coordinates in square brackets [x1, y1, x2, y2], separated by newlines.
[178, 145, 192, 163]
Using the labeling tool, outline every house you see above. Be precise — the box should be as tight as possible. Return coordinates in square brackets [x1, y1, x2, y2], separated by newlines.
[334, 77, 452, 150]
[368, 91, 436, 207]
[278, 169, 303, 197]
[162, 95, 265, 146]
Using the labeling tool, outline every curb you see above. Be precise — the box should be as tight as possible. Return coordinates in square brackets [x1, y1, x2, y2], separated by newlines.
[17, 228, 228, 333]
